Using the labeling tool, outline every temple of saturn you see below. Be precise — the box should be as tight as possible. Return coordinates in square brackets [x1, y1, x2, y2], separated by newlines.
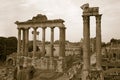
[15, 14, 66, 72]
[81, 3, 103, 80]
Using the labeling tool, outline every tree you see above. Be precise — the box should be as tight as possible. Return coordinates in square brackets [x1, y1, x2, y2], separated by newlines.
[0, 37, 17, 62]
[110, 38, 116, 43]
[6, 37, 17, 55]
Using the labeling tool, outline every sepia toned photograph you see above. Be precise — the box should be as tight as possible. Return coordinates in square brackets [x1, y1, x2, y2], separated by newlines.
[0, 0, 120, 80]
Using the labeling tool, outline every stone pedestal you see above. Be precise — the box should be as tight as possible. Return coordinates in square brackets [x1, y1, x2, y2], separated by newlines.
[49, 58, 54, 70]
[56, 57, 65, 72]
[23, 57, 27, 68]
[31, 58, 36, 66]
[91, 69, 104, 80]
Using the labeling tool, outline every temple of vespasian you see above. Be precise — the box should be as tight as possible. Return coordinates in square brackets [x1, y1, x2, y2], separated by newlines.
[15, 14, 66, 72]
[81, 3, 103, 80]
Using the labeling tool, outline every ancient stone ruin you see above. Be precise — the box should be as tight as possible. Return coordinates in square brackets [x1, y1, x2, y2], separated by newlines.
[81, 3, 103, 80]
[15, 14, 66, 72]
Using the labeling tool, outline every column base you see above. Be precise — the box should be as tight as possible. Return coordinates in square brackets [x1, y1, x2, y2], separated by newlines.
[91, 68, 104, 80]
[82, 69, 90, 80]
[49, 57, 54, 70]
[31, 58, 35, 67]
[23, 57, 27, 68]
[56, 57, 66, 72]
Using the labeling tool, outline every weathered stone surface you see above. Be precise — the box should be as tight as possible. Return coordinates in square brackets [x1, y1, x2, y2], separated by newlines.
[81, 3, 103, 80]
[81, 3, 99, 16]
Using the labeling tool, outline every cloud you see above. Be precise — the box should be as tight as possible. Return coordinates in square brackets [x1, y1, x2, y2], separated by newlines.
[0, 0, 120, 42]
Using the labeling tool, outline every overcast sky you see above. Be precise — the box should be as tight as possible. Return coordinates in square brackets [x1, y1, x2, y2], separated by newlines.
[0, 0, 120, 42]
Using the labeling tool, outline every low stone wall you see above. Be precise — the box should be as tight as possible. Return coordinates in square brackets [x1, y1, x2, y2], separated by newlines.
[35, 57, 56, 70]
[18, 56, 65, 72]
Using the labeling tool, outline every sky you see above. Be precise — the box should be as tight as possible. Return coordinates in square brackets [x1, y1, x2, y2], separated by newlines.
[0, 0, 120, 42]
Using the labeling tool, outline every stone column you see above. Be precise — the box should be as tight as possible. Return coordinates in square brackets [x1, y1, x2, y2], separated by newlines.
[57, 27, 66, 72]
[50, 27, 54, 57]
[22, 29, 25, 56]
[17, 28, 21, 55]
[82, 15, 90, 80]
[59, 27, 66, 57]
[22, 28, 29, 67]
[96, 14, 104, 80]
[33, 28, 37, 58]
[96, 14, 102, 70]
[17, 28, 21, 65]
[27, 28, 29, 55]
[42, 27, 46, 57]
[24, 28, 29, 57]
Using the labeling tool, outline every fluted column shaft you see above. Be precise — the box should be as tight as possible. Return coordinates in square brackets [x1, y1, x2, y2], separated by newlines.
[33, 28, 37, 58]
[96, 15, 102, 70]
[50, 27, 54, 57]
[59, 27, 66, 57]
[42, 27, 46, 56]
[82, 15, 90, 80]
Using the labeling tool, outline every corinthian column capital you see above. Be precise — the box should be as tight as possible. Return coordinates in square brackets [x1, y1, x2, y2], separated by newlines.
[96, 14, 102, 23]
[82, 15, 90, 23]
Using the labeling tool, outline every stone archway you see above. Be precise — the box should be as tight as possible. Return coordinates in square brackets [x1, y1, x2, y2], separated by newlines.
[6, 58, 14, 66]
